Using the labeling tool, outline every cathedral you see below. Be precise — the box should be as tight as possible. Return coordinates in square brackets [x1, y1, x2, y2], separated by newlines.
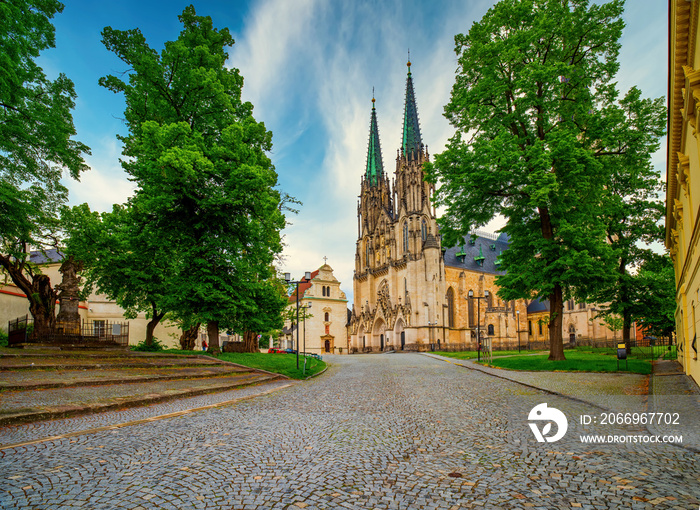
[348, 61, 528, 353]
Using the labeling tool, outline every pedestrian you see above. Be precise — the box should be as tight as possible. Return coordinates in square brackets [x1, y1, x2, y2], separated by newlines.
[202, 339, 208, 352]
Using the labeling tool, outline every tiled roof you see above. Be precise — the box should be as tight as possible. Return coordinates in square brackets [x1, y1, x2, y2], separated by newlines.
[288, 269, 320, 303]
[443, 233, 509, 275]
[29, 249, 64, 264]
[527, 298, 550, 313]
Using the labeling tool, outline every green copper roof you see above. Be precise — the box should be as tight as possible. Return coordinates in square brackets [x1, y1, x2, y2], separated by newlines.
[401, 61, 422, 156]
[365, 98, 384, 186]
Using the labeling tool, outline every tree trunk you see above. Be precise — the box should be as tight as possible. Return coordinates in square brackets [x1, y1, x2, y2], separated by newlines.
[179, 322, 200, 350]
[548, 284, 566, 360]
[207, 321, 221, 353]
[145, 302, 165, 346]
[243, 330, 258, 353]
[0, 255, 58, 340]
[537, 205, 565, 361]
[623, 311, 632, 353]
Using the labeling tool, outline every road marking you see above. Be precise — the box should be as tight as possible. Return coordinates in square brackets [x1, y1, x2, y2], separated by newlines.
[0, 383, 294, 451]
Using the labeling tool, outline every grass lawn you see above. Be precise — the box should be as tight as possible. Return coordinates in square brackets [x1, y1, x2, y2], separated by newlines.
[216, 352, 326, 380]
[434, 350, 546, 360]
[480, 350, 651, 374]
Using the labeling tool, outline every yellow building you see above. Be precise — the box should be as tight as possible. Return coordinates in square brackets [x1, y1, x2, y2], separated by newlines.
[667, 0, 700, 385]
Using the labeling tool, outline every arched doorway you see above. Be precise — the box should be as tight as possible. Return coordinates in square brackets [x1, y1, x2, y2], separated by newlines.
[372, 318, 386, 352]
[394, 318, 405, 351]
[568, 324, 576, 345]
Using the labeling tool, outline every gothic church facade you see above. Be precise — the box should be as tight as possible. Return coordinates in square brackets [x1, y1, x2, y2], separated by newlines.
[348, 61, 528, 353]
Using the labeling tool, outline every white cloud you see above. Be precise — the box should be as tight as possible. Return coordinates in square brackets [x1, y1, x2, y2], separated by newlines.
[64, 137, 135, 213]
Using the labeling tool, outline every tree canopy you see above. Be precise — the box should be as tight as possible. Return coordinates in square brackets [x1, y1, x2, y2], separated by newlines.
[71, 5, 289, 351]
[0, 0, 89, 336]
[426, 0, 663, 360]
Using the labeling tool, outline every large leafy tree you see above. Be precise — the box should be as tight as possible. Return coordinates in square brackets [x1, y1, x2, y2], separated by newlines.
[592, 87, 666, 351]
[427, 0, 661, 360]
[98, 6, 287, 352]
[0, 0, 89, 337]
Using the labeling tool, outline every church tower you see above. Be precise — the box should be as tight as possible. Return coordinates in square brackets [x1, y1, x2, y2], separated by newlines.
[350, 60, 446, 353]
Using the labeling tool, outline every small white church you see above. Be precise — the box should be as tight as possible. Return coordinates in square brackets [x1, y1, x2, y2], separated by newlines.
[279, 262, 349, 355]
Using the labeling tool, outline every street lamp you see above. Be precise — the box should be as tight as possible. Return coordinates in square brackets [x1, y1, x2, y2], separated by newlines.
[284, 271, 311, 370]
[302, 302, 312, 375]
[467, 290, 487, 362]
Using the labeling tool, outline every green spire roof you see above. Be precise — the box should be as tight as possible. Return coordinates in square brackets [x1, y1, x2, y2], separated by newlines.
[401, 60, 422, 156]
[365, 97, 384, 186]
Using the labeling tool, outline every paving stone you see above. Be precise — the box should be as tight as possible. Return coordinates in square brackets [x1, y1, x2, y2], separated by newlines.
[0, 354, 697, 509]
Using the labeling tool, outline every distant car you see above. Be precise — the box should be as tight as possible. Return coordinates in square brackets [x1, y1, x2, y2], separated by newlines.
[267, 348, 285, 354]
[284, 348, 297, 354]
[306, 353, 322, 361]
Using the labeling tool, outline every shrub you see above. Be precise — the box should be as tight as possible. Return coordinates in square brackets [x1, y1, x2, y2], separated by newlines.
[131, 337, 166, 352]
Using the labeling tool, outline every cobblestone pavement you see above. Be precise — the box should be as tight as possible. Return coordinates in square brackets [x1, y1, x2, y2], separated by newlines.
[1, 353, 698, 509]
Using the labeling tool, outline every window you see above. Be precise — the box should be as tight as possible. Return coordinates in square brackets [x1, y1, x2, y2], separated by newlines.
[366, 242, 370, 267]
[487, 324, 494, 336]
[579, 302, 586, 310]
[324, 312, 329, 322]
[528, 320, 532, 335]
[567, 299, 574, 311]
[446, 287, 455, 328]
[538, 321, 543, 335]
[403, 223, 409, 253]
[94, 320, 105, 338]
[485, 290, 492, 308]
[321, 286, 326, 297]
[421, 219, 427, 242]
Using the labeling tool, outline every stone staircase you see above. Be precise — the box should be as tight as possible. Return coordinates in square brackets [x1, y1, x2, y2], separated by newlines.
[0, 350, 285, 426]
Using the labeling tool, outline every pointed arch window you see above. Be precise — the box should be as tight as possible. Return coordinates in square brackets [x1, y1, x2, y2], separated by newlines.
[403, 223, 409, 253]
[366, 242, 370, 267]
[421, 219, 427, 242]
[446, 287, 455, 328]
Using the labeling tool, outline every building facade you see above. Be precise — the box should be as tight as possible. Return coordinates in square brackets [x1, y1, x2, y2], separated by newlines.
[280, 263, 349, 354]
[667, 0, 700, 385]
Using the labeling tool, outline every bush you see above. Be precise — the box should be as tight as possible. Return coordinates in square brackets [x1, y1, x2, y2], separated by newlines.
[131, 337, 166, 352]
[0, 331, 8, 347]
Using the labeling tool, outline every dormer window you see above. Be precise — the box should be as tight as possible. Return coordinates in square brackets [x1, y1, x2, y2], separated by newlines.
[474, 245, 485, 267]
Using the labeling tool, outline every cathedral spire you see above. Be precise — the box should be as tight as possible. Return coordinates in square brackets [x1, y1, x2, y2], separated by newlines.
[365, 94, 384, 187]
[401, 58, 422, 157]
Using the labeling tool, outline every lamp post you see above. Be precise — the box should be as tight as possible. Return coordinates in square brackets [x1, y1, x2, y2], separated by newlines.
[468, 290, 487, 362]
[302, 302, 311, 375]
[516, 310, 521, 353]
[284, 271, 311, 370]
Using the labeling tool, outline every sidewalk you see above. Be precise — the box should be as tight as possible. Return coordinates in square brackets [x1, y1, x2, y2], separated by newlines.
[423, 352, 700, 452]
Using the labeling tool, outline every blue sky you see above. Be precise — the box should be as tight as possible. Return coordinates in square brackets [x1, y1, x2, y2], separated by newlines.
[44, 0, 667, 302]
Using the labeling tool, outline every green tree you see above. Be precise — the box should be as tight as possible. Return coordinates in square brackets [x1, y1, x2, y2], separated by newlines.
[427, 0, 659, 360]
[591, 87, 665, 352]
[0, 0, 89, 337]
[633, 254, 676, 344]
[62, 203, 175, 345]
[99, 6, 287, 352]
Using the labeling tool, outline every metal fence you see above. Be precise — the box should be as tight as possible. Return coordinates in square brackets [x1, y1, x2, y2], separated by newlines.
[7, 316, 129, 348]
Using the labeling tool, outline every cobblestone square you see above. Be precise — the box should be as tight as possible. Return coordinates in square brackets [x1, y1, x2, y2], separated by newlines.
[0, 354, 697, 509]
